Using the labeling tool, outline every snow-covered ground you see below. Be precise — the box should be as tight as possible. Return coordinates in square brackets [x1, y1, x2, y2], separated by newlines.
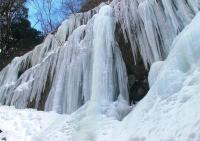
[0, 106, 65, 141]
[0, 105, 120, 141]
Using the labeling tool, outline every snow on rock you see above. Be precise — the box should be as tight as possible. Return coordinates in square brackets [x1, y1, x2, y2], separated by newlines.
[111, 12, 200, 141]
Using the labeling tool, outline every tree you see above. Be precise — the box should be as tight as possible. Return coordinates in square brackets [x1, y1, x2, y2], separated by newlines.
[29, 0, 59, 35]
[61, 0, 82, 15]
[0, 0, 28, 54]
[29, 0, 83, 35]
[0, 0, 43, 69]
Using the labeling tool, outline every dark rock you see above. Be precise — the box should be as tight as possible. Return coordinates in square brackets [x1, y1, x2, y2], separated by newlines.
[1, 137, 6, 141]
[128, 75, 136, 89]
[115, 23, 149, 104]
[80, 0, 108, 12]
[0, 130, 6, 141]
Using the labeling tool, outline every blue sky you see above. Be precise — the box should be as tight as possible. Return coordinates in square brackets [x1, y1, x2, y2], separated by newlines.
[26, 2, 39, 30]
[26, 0, 83, 31]
[26, 0, 63, 31]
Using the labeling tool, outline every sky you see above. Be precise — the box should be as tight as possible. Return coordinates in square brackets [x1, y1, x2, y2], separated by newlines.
[26, 0, 64, 31]
[26, 0, 83, 32]
[26, 2, 40, 30]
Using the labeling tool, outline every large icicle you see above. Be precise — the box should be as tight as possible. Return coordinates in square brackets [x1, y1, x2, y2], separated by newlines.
[45, 5, 129, 115]
[87, 5, 129, 116]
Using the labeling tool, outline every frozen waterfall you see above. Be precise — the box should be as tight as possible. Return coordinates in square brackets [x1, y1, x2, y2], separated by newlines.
[0, 0, 200, 116]
[1, 0, 200, 140]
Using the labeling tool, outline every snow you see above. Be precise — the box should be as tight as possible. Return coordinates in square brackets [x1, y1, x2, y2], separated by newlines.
[148, 61, 164, 87]
[0, 105, 122, 141]
[0, 106, 64, 141]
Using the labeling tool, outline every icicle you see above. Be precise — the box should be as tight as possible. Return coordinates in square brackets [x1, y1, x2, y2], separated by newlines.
[0, 3, 108, 111]
[112, 0, 200, 68]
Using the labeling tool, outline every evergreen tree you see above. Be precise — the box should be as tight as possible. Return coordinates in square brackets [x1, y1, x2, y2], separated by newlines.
[0, 0, 43, 69]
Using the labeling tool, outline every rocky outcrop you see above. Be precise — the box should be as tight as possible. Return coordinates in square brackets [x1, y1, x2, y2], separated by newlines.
[81, 0, 108, 12]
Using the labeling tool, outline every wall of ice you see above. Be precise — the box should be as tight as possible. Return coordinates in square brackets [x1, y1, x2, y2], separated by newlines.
[0, 0, 199, 117]
[0, 4, 104, 113]
[111, 12, 200, 141]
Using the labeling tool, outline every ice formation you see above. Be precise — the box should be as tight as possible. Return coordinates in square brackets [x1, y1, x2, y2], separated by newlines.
[0, 0, 199, 114]
[112, 0, 200, 67]
[0, 3, 106, 113]
[0, 0, 200, 140]
[111, 12, 200, 141]
[39, 11, 200, 141]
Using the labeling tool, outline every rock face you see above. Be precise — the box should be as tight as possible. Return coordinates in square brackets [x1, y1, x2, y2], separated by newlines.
[115, 23, 149, 104]
[81, 0, 109, 12]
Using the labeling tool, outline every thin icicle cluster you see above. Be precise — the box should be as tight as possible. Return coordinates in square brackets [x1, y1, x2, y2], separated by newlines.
[0, 5, 104, 112]
[0, 3, 129, 115]
[112, 0, 200, 67]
